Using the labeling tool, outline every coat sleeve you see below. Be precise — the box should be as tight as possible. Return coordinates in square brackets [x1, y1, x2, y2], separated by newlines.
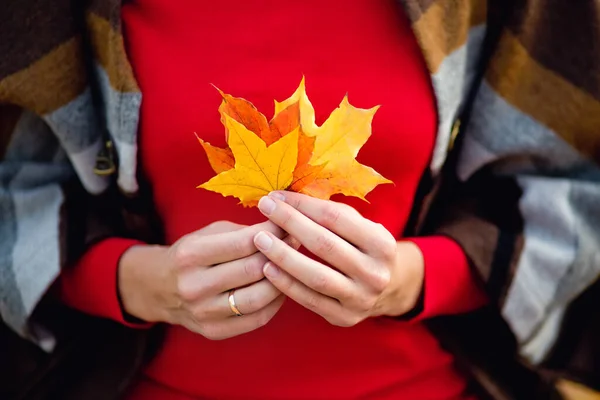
[424, 79, 600, 364]
[0, 108, 77, 340]
[402, 0, 600, 365]
[0, 0, 151, 345]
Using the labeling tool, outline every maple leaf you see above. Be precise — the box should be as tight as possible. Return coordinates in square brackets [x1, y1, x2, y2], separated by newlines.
[268, 101, 298, 141]
[270, 101, 324, 191]
[274, 78, 392, 200]
[199, 114, 299, 206]
[196, 78, 391, 206]
[204, 87, 322, 192]
[215, 88, 274, 144]
[195, 133, 234, 173]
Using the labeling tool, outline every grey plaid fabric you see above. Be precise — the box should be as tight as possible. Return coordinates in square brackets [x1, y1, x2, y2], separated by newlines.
[1, 0, 599, 368]
[0, 0, 141, 345]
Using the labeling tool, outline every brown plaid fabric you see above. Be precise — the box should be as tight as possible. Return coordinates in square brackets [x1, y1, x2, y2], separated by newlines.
[0, 0, 140, 345]
[402, 0, 600, 365]
[1, 0, 598, 396]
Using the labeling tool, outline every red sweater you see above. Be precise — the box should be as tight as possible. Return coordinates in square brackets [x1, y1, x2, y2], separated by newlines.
[59, 1, 487, 399]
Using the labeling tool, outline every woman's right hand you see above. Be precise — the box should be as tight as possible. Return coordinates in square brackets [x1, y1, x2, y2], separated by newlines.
[118, 220, 296, 340]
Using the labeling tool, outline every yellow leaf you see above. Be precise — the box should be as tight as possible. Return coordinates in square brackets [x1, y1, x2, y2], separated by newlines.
[201, 88, 314, 190]
[278, 78, 392, 200]
[278, 78, 378, 162]
[274, 77, 318, 135]
[310, 96, 380, 165]
[197, 78, 392, 205]
[300, 160, 390, 201]
[199, 114, 299, 205]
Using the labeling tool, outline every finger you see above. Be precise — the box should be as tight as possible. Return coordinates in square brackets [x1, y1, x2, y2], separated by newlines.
[178, 251, 268, 300]
[188, 295, 285, 340]
[270, 191, 394, 257]
[178, 233, 301, 302]
[176, 220, 284, 266]
[263, 262, 355, 327]
[257, 196, 365, 276]
[201, 279, 281, 319]
[195, 221, 246, 236]
[283, 234, 301, 250]
[254, 231, 354, 301]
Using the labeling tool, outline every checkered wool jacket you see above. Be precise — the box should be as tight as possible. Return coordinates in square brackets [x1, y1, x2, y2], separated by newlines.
[1, 0, 599, 397]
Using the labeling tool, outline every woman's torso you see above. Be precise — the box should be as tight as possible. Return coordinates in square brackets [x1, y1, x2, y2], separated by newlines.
[122, 1, 470, 398]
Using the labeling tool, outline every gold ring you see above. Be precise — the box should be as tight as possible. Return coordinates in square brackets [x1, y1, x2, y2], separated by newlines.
[228, 289, 243, 316]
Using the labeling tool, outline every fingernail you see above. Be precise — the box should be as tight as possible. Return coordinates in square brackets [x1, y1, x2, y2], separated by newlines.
[258, 196, 276, 215]
[264, 262, 280, 277]
[254, 232, 273, 250]
[269, 191, 286, 201]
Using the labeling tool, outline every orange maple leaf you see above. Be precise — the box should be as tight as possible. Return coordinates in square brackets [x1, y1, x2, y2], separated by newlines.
[195, 133, 234, 173]
[269, 101, 324, 191]
[202, 88, 322, 192]
[215, 87, 273, 144]
[199, 115, 299, 207]
[197, 78, 391, 205]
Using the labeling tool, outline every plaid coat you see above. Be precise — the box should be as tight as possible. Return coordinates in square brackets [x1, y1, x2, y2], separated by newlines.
[1, 0, 599, 398]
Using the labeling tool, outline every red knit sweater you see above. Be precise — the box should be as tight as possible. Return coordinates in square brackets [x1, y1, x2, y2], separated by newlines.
[59, 1, 487, 399]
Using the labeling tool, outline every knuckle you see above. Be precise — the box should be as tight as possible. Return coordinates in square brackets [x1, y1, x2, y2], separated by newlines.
[356, 294, 377, 312]
[304, 294, 321, 311]
[176, 278, 197, 302]
[345, 315, 363, 327]
[381, 242, 397, 261]
[217, 221, 238, 230]
[232, 236, 252, 256]
[172, 242, 196, 268]
[288, 196, 301, 209]
[195, 321, 209, 334]
[199, 221, 244, 236]
[243, 291, 261, 313]
[200, 323, 230, 341]
[321, 204, 342, 226]
[376, 229, 397, 260]
[276, 271, 293, 290]
[191, 306, 209, 323]
[200, 325, 220, 340]
[369, 267, 392, 293]
[310, 274, 330, 293]
[340, 202, 359, 216]
[286, 236, 301, 250]
[254, 308, 274, 329]
[279, 208, 294, 228]
[333, 319, 351, 328]
[204, 221, 221, 232]
[270, 247, 287, 266]
[242, 254, 265, 280]
[330, 314, 360, 328]
[202, 277, 221, 295]
[315, 234, 336, 255]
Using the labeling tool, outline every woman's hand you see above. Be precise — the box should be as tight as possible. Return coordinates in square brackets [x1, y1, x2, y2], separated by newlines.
[118, 220, 298, 340]
[253, 192, 425, 327]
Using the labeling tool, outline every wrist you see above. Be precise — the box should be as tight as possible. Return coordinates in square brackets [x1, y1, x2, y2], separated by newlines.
[383, 241, 425, 317]
[118, 244, 171, 323]
[406, 236, 488, 319]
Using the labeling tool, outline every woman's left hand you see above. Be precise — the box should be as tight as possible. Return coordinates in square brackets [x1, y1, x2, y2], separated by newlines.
[253, 191, 425, 327]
